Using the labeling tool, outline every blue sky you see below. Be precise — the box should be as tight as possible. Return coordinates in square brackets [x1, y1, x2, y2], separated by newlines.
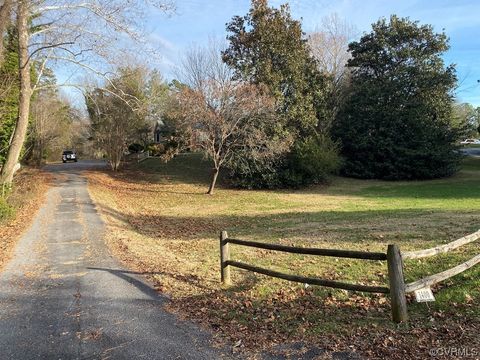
[145, 0, 480, 106]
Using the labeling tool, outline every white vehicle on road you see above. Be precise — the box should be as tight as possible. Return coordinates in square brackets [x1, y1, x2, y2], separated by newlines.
[460, 138, 480, 145]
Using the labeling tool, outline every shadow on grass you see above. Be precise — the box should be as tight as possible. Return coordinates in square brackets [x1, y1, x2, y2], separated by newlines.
[86, 266, 253, 304]
[95, 200, 479, 247]
[88, 250, 480, 358]
[84, 156, 480, 357]
[120, 153, 480, 201]
[354, 179, 480, 200]
[115, 257, 479, 359]
[86, 265, 397, 353]
[134, 154, 219, 187]
[177, 284, 479, 359]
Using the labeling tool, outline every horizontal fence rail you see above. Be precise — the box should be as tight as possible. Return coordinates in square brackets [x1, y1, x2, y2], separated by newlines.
[219, 231, 402, 321]
[402, 230, 480, 294]
[405, 253, 480, 293]
[226, 238, 388, 261]
[137, 151, 150, 163]
[220, 229, 480, 324]
[226, 260, 389, 293]
[402, 230, 480, 260]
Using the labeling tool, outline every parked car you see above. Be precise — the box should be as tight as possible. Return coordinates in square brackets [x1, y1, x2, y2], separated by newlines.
[62, 150, 78, 163]
[460, 139, 480, 145]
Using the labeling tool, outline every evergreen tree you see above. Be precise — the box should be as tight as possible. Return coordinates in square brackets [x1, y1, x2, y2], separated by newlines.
[223, 0, 335, 135]
[222, 0, 339, 188]
[334, 16, 461, 179]
[0, 27, 19, 166]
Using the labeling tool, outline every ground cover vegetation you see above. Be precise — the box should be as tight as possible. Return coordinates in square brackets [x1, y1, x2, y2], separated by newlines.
[1, 0, 480, 357]
[87, 154, 480, 358]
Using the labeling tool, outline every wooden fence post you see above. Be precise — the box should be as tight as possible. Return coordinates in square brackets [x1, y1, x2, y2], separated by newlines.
[387, 244, 408, 323]
[220, 231, 231, 285]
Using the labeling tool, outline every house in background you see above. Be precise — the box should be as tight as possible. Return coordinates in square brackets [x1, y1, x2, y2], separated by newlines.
[153, 119, 166, 144]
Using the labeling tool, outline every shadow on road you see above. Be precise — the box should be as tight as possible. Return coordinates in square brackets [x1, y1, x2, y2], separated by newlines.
[87, 267, 167, 302]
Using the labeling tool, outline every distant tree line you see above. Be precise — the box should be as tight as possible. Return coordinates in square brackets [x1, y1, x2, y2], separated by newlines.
[2, 0, 478, 195]
[160, 0, 474, 192]
[0, 18, 83, 168]
[85, 67, 169, 171]
[0, 0, 174, 188]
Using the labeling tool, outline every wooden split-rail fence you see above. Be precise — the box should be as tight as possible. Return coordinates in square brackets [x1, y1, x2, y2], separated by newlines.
[219, 230, 480, 323]
[136, 151, 151, 163]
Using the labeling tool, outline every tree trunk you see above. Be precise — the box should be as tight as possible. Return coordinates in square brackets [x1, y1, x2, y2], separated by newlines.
[109, 147, 121, 171]
[0, 0, 31, 186]
[207, 167, 219, 195]
[0, 0, 12, 68]
[36, 139, 44, 166]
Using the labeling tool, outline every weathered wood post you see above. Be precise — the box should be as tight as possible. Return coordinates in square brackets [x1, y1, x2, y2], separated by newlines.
[387, 244, 408, 323]
[220, 231, 231, 285]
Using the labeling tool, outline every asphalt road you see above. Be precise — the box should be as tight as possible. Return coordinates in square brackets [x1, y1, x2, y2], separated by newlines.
[461, 147, 480, 157]
[0, 160, 229, 360]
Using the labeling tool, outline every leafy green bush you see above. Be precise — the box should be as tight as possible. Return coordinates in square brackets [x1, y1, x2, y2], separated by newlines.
[283, 135, 341, 186]
[226, 152, 284, 189]
[226, 135, 341, 189]
[128, 143, 144, 153]
[146, 143, 165, 156]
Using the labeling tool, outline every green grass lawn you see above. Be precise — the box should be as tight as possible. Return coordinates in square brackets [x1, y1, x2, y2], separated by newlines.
[137, 154, 480, 302]
[87, 153, 480, 356]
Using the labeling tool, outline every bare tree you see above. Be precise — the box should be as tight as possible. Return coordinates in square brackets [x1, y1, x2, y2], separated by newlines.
[177, 81, 282, 194]
[30, 92, 76, 165]
[86, 66, 155, 171]
[0, 0, 175, 186]
[175, 42, 289, 195]
[308, 13, 357, 121]
[308, 13, 356, 82]
[176, 39, 231, 92]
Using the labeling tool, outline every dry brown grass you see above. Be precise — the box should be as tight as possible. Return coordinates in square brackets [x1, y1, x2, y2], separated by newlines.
[86, 155, 480, 359]
[0, 167, 51, 269]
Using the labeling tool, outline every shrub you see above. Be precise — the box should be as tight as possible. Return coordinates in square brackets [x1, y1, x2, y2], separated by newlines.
[226, 134, 340, 189]
[0, 196, 13, 222]
[128, 143, 144, 153]
[226, 153, 284, 189]
[146, 143, 165, 156]
[283, 135, 341, 186]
